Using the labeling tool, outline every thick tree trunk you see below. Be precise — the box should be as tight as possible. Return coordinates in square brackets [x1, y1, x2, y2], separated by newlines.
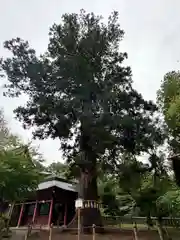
[78, 129, 103, 233]
[79, 170, 103, 233]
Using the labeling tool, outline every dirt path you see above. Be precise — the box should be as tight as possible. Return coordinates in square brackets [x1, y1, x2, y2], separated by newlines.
[8, 228, 180, 240]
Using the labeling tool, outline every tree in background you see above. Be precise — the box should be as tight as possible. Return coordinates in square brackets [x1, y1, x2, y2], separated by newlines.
[157, 71, 180, 152]
[0, 110, 41, 236]
[157, 187, 180, 218]
[157, 71, 180, 185]
[98, 173, 123, 217]
[0, 108, 19, 149]
[0, 110, 40, 202]
[0, 146, 40, 202]
[114, 152, 174, 225]
[47, 162, 69, 178]
[0, 10, 164, 228]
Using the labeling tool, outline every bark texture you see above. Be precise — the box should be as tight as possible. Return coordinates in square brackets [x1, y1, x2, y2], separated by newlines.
[78, 130, 103, 233]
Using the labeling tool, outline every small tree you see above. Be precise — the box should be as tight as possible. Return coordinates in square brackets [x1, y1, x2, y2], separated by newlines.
[0, 146, 40, 202]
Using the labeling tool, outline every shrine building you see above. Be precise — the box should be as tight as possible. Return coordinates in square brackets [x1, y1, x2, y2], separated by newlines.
[8, 176, 78, 228]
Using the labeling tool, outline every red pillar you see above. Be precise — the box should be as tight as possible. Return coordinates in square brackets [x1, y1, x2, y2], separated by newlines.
[48, 199, 53, 227]
[63, 204, 67, 226]
[17, 203, 24, 227]
[32, 201, 38, 224]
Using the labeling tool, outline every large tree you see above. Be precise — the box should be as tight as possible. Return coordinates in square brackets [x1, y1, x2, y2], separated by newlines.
[0, 10, 163, 228]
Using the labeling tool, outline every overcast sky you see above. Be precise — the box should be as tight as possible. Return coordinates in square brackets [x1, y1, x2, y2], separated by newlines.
[0, 0, 180, 164]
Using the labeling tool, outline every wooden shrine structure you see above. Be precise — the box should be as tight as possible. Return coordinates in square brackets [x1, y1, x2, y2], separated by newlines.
[8, 176, 78, 228]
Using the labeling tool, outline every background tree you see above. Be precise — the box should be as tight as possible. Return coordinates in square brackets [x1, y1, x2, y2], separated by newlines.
[157, 187, 180, 218]
[157, 71, 180, 185]
[157, 71, 180, 152]
[0, 109, 19, 149]
[0, 10, 163, 228]
[0, 110, 41, 202]
[47, 162, 70, 179]
[98, 173, 123, 217]
[114, 152, 173, 225]
[0, 110, 41, 236]
[0, 145, 40, 202]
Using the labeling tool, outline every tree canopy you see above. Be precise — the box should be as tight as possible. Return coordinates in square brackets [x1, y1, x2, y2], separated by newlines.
[0, 10, 163, 157]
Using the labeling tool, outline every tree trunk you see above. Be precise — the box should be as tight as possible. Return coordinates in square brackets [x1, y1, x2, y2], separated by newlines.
[78, 130, 103, 233]
[171, 156, 180, 186]
[79, 170, 103, 233]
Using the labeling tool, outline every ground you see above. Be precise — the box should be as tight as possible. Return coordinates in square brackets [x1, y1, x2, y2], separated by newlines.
[8, 228, 180, 240]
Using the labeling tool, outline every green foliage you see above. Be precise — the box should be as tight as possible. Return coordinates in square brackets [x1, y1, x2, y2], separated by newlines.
[157, 189, 180, 217]
[47, 162, 70, 178]
[117, 155, 149, 193]
[157, 71, 180, 134]
[97, 152, 172, 219]
[98, 174, 122, 216]
[0, 146, 40, 201]
[97, 164, 175, 219]
[109, 151, 175, 220]
[0, 108, 20, 149]
[157, 71, 180, 184]
[157, 71, 180, 152]
[0, 110, 41, 202]
[135, 176, 172, 218]
[0, 10, 163, 167]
